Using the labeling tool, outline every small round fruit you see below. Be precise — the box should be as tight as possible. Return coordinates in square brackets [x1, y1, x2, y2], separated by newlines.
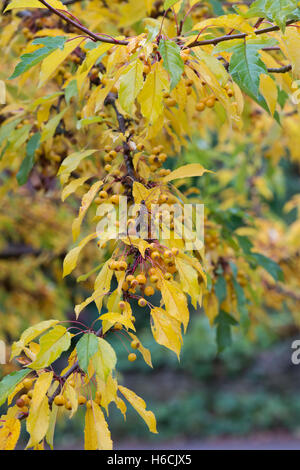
[118, 301, 126, 310]
[54, 395, 66, 407]
[128, 353, 137, 362]
[20, 394, 30, 405]
[111, 194, 119, 205]
[151, 251, 160, 261]
[131, 340, 140, 349]
[164, 249, 173, 259]
[138, 298, 147, 307]
[104, 164, 112, 172]
[86, 400, 93, 409]
[144, 285, 155, 296]
[16, 398, 25, 408]
[27, 390, 33, 399]
[206, 97, 216, 108]
[65, 401, 73, 411]
[150, 275, 159, 283]
[99, 190, 108, 199]
[136, 274, 147, 285]
[114, 322, 123, 331]
[196, 102, 206, 112]
[126, 274, 134, 284]
[164, 273, 172, 280]
[78, 395, 87, 405]
[130, 279, 139, 288]
[171, 247, 179, 256]
[118, 260, 128, 271]
[23, 378, 33, 390]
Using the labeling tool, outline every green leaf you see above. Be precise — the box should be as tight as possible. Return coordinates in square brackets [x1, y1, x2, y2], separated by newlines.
[245, 0, 298, 32]
[215, 39, 276, 110]
[0, 369, 30, 407]
[210, 0, 225, 15]
[10, 36, 67, 79]
[29, 325, 71, 370]
[65, 79, 78, 105]
[159, 39, 184, 90]
[76, 117, 103, 130]
[214, 276, 227, 304]
[76, 333, 99, 373]
[17, 132, 41, 185]
[32, 36, 66, 50]
[251, 253, 284, 282]
[232, 278, 250, 333]
[215, 311, 238, 353]
[163, 0, 179, 10]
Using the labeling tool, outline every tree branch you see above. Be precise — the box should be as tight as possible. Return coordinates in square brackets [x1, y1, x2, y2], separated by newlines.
[188, 19, 298, 48]
[267, 64, 292, 73]
[37, 0, 128, 45]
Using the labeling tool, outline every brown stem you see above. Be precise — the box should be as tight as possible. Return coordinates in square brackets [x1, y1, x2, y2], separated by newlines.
[267, 64, 292, 73]
[37, 0, 128, 45]
[188, 19, 298, 48]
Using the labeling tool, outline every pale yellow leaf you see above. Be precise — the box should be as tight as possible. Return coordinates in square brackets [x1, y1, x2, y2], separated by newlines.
[26, 372, 53, 449]
[0, 417, 21, 450]
[4, 0, 68, 12]
[163, 163, 211, 183]
[39, 37, 83, 85]
[118, 386, 157, 433]
[150, 307, 182, 359]
[137, 62, 169, 124]
[84, 401, 113, 450]
[72, 180, 103, 241]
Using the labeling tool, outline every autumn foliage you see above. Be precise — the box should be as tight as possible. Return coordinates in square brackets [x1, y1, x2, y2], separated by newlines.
[0, 0, 300, 450]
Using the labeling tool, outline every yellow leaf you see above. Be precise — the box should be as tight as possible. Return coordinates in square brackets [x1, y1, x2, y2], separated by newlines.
[100, 312, 136, 334]
[150, 307, 182, 359]
[192, 14, 254, 35]
[175, 257, 201, 308]
[72, 180, 103, 241]
[203, 293, 219, 326]
[119, 60, 144, 114]
[0, 417, 21, 450]
[92, 338, 117, 382]
[11, 320, 59, 359]
[159, 278, 189, 332]
[84, 401, 113, 450]
[26, 372, 53, 449]
[137, 62, 169, 124]
[96, 374, 118, 414]
[61, 176, 91, 202]
[74, 259, 113, 317]
[4, 0, 68, 13]
[93, 260, 114, 311]
[39, 37, 83, 85]
[57, 149, 97, 185]
[29, 325, 71, 370]
[76, 43, 113, 93]
[0, 81, 6, 105]
[282, 28, 300, 77]
[63, 232, 97, 278]
[118, 386, 157, 433]
[46, 404, 58, 450]
[260, 74, 277, 116]
[163, 163, 210, 183]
